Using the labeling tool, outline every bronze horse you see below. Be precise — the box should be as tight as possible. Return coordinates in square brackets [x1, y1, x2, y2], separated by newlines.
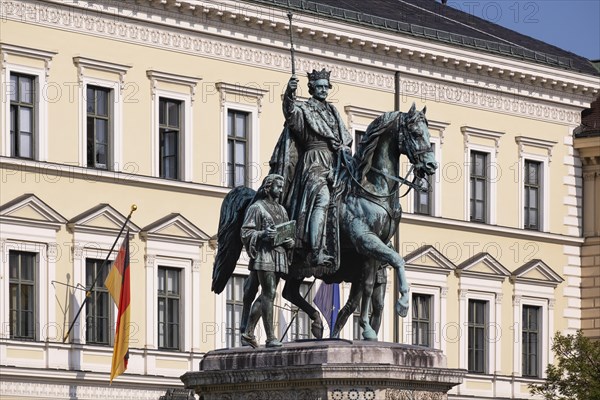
[212, 103, 437, 341]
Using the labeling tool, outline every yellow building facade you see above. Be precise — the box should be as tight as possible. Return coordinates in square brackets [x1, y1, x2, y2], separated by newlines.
[0, 1, 598, 399]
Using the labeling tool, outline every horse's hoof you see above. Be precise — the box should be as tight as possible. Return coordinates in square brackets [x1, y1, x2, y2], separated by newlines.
[362, 327, 378, 341]
[396, 299, 409, 318]
[311, 318, 324, 339]
[266, 339, 283, 348]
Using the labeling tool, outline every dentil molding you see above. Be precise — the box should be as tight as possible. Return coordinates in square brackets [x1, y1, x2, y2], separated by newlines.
[1, 0, 589, 125]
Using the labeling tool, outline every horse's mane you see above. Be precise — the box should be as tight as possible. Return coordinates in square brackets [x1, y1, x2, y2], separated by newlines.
[354, 111, 401, 181]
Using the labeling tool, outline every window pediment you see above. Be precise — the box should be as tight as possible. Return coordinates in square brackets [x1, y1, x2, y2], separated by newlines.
[511, 259, 563, 288]
[68, 204, 140, 235]
[456, 252, 510, 281]
[0, 194, 66, 230]
[404, 245, 455, 275]
[141, 213, 209, 245]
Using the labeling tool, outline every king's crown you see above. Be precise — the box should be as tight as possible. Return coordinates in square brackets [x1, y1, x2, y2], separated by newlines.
[307, 68, 331, 82]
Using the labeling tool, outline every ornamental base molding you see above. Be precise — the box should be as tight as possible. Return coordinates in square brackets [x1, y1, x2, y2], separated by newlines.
[182, 340, 464, 400]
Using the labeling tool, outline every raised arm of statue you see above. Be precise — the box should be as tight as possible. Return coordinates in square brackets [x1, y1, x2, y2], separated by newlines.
[282, 76, 301, 125]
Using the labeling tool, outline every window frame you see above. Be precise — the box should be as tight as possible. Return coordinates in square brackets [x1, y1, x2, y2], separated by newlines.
[158, 97, 183, 180]
[515, 141, 551, 232]
[84, 257, 113, 346]
[467, 298, 488, 374]
[225, 274, 246, 348]
[2, 65, 48, 161]
[8, 250, 38, 341]
[413, 141, 439, 216]
[74, 57, 129, 171]
[461, 126, 503, 225]
[157, 266, 182, 350]
[511, 264, 557, 380]
[469, 150, 489, 223]
[412, 293, 433, 347]
[523, 160, 542, 231]
[1, 44, 54, 161]
[226, 109, 251, 188]
[142, 215, 205, 354]
[79, 77, 121, 170]
[217, 82, 266, 190]
[521, 304, 541, 378]
[403, 246, 453, 352]
[289, 280, 315, 341]
[85, 85, 112, 170]
[9, 73, 36, 159]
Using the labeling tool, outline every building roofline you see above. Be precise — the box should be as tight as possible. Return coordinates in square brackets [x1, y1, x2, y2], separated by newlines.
[248, 0, 598, 76]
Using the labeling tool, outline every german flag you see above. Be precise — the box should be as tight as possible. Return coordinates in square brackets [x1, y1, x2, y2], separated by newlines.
[104, 230, 131, 383]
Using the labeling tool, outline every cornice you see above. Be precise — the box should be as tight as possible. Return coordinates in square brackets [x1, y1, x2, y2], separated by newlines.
[120, 0, 599, 96]
[403, 213, 585, 246]
[4, 0, 593, 125]
[0, 157, 230, 198]
[0, 42, 57, 77]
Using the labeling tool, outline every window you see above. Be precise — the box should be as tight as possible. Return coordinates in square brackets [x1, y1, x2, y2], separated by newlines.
[524, 160, 541, 230]
[415, 143, 436, 215]
[412, 294, 432, 346]
[86, 86, 111, 169]
[85, 258, 111, 345]
[226, 110, 249, 187]
[522, 305, 540, 377]
[470, 151, 488, 223]
[9, 73, 35, 159]
[158, 267, 181, 350]
[159, 98, 182, 180]
[354, 129, 365, 150]
[226, 275, 245, 347]
[468, 299, 487, 373]
[9, 251, 36, 340]
[290, 282, 314, 341]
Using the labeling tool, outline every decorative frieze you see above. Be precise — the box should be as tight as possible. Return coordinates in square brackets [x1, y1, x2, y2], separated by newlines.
[1, 0, 590, 125]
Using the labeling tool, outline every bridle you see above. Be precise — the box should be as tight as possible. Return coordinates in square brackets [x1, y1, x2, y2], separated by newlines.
[341, 111, 433, 199]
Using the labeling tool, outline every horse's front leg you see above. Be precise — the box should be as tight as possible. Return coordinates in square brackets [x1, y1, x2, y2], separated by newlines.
[350, 222, 409, 318]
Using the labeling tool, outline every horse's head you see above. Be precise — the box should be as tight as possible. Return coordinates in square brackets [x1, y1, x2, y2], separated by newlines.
[400, 103, 438, 178]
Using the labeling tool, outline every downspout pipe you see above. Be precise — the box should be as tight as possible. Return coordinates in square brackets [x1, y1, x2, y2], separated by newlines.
[393, 70, 401, 344]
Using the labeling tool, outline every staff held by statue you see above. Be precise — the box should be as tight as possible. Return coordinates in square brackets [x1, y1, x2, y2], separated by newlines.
[287, 11, 296, 78]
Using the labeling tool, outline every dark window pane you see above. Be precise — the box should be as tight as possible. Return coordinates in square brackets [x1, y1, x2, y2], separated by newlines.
[85, 258, 111, 345]
[227, 110, 249, 188]
[167, 101, 179, 127]
[157, 267, 181, 350]
[10, 74, 17, 102]
[19, 76, 33, 104]
[8, 251, 37, 340]
[468, 299, 487, 373]
[87, 87, 112, 169]
[96, 89, 108, 116]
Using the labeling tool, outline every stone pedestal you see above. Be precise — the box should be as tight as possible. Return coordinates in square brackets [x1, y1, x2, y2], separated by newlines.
[181, 340, 465, 400]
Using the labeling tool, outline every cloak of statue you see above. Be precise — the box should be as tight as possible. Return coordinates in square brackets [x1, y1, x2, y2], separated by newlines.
[269, 96, 353, 278]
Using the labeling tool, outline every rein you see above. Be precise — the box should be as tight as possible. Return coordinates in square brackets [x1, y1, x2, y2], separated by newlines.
[341, 149, 427, 200]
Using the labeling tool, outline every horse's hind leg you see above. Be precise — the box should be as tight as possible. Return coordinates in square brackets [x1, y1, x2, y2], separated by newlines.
[359, 260, 378, 340]
[331, 278, 362, 338]
[282, 278, 323, 339]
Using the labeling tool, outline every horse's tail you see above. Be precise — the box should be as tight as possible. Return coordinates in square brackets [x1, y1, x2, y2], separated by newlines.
[211, 186, 256, 294]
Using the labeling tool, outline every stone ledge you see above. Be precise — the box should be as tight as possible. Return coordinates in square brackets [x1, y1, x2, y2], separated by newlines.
[181, 340, 465, 400]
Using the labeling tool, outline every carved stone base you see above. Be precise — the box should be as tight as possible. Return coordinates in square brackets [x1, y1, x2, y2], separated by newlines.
[181, 340, 465, 400]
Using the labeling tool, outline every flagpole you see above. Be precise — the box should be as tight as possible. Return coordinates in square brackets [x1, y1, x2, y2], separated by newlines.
[63, 204, 138, 343]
